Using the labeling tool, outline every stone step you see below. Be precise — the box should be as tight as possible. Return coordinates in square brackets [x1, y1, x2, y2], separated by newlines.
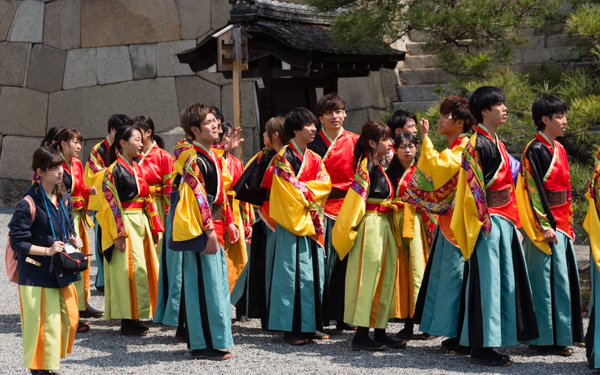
[396, 84, 450, 102]
[406, 42, 437, 56]
[399, 68, 454, 86]
[392, 100, 438, 114]
[403, 54, 437, 70]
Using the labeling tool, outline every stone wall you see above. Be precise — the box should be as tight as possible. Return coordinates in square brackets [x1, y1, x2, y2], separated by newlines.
[0, 0, 401, 206]
[393, 29, 587, 113]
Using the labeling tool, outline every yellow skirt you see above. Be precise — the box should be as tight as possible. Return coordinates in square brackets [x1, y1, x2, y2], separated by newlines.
[344, 212, 398, 329]
[72, 209, 91, 310]
[103, 209, 159, 320]
[19, 284, 78, 371]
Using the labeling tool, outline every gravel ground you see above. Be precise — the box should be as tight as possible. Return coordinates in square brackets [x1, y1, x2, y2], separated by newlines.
[0, 206, 595, 374]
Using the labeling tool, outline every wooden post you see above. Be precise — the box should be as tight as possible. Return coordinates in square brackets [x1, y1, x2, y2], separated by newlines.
[232, 26, 243, 159]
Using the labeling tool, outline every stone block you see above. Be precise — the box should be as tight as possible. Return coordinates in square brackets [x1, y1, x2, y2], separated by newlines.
[0, 0, 18, 41]
[0, 87, 48, 137]
[130, 43, 157, 80]
[392, 100, 439, 114]
[175, 76, 221, 115]
[338, 75, 386, 111]
[545, 34, 573, 48]
[221, 81, 258, 130]
[403, 54, 437, 70]
[343, 109, 369, 134]
[48, 78, 179, 139]
[527, 36, 546, 49]
[406, 42, 436, 56]
[81, 0, 181, 48]
[514, 47, 579, 64]
[379, 68, 400, 107]
[408, 30, 429, 43]
[162, 127, 186, 156]
[0, 136, 41, 181]
[399, 68, 454, 86]
[0, 42, 28, 86]
[26, 44, 67, 93]
[97, 46, 133, 85]
[44, 0, 81, 50]
[0, 178, 32, 206]
[196, 70, 231, 86]
[8, 0, 44, 43]
[63, 48, 97, 89]
[157, 40, 196, 77]
[211, 0, 230, 30]
[396, 84, 449, 102]
[178, 0, 211, 40]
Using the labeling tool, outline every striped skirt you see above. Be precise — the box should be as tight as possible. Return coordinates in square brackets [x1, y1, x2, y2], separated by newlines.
[154, 212, 183, 327]
[524, 231, 583, 346]
[459, 215, 539, 347]
[72, 208, 91, 311]
[414, 228, 466, 337]
[104, 209, 159, 320]
[267, 226, 325, 333]
[389, 211, 429, 319]
[344, 212, 397, 329]
[181, 247, 233, 350]
[19, 284, 78, 371]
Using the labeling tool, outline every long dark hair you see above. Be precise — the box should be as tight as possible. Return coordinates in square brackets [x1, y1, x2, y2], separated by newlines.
[40, 127, 63, 147]
[53, 128, 83, 155]
[32, 147, 66, 197]
[108, 126, 143, 165]
[133, 115, 165, 149]
[353, 121, 392, 165]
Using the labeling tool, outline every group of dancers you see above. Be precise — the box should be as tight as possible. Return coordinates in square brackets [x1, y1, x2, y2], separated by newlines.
[8, 85, 600, 374]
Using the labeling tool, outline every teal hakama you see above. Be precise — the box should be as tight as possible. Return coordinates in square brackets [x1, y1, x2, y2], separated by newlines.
[267, 225, 325, 333]
[230, 218, 276, 327]
[587, 252, 600, 368]
[524, 231, 583, 346]
[181, 248, 233, 350]
[459, 215, 538, 347]
[414, 228, 465, 338]
[153, 215, 183, 327]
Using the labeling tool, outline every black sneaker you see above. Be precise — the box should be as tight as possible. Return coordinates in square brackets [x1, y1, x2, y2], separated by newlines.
[470, 347, 512, 367]
[120, 320, 149, 336]
[351, 337, 387, 351]
[374, 334, 407, 349]
[190, 349, 233, 361]
[80, 304, 104, 318]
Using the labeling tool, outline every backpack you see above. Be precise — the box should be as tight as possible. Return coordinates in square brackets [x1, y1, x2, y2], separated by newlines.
[5, 195, 36, 283]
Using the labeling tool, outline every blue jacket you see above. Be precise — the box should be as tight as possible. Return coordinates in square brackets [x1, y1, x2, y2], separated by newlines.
[8, 183, 80, 288]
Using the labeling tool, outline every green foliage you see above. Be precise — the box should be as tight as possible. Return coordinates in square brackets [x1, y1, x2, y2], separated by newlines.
[570, 161, 594, 244]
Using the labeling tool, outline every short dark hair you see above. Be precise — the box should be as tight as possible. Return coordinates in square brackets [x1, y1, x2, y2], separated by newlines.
[108, 114, 132, 133]
[532, 95, 567, 131]
[219, 122, 234, 143]
[284, 108, 318, 139]
[439, 96, 476, 133]
[211, 106, 224, 123]
[133, 115, 164, 149]
[108, 126, 143, 165]
[180, 103, 213, 138]
[315, 93, 346, 117]
[387, 109, 417, 133]
[393, 131, 417, 149]
[40, 127, 63, 147]
[468, 86, 505, 124]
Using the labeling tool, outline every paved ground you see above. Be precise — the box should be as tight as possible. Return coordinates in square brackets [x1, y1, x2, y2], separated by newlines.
[0, 206, 596, 374]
